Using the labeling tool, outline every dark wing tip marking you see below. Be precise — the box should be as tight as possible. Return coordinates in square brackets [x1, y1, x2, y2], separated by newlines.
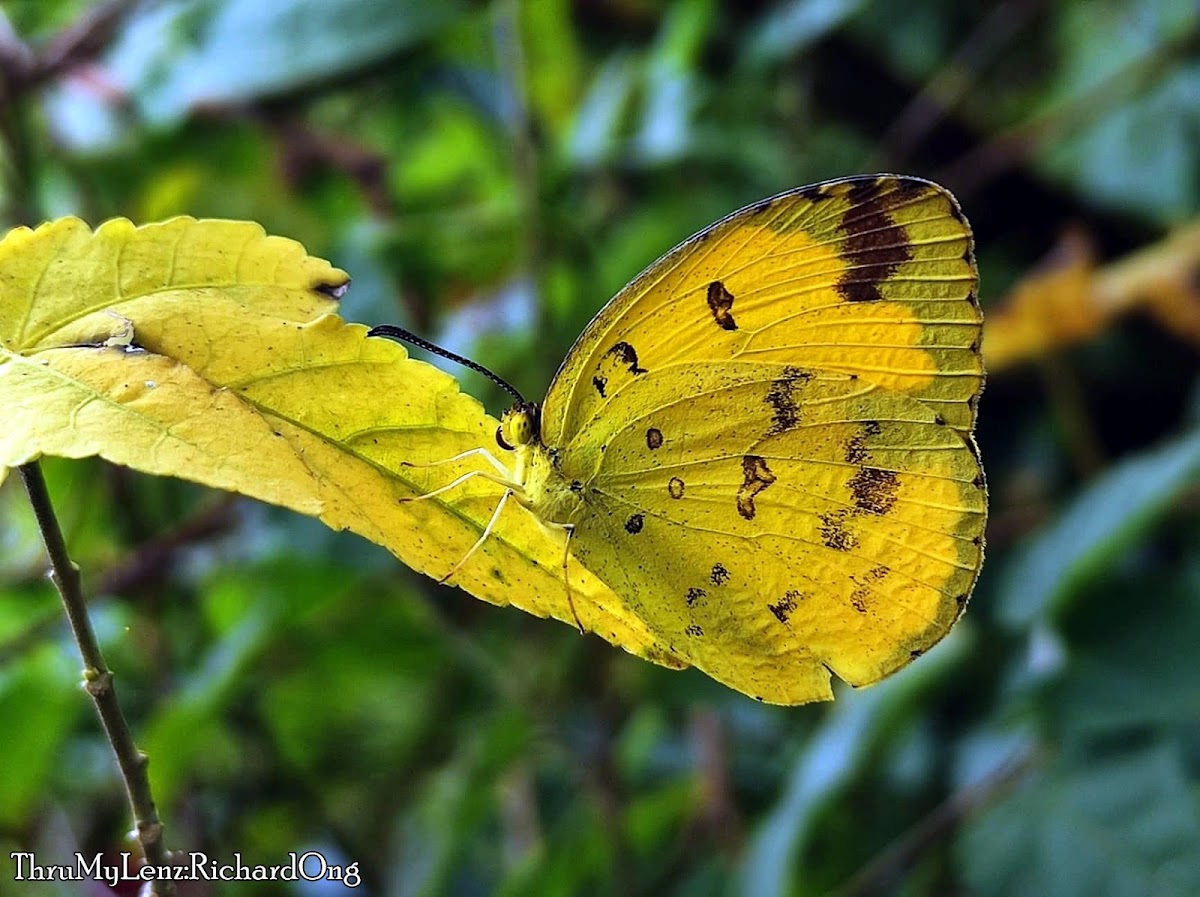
[592, 375, 608, 397]
[706, 280, 738, 330]
[836, 180, 914, 304]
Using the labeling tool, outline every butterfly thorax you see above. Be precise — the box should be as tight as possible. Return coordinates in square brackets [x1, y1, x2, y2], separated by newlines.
[499, 402, 586, 525]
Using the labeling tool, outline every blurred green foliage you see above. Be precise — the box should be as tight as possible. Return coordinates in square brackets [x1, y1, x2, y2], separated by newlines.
[1, 1, 1199, 895]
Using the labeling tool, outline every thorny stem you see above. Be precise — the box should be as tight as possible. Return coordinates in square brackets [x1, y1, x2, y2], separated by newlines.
[19, 462, 175, 897]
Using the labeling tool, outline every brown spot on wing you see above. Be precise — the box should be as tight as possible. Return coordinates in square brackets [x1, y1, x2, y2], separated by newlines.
[848, 466, 899, 515]
[668, 477, 685, 499]
[768, 590, 802, 624]
[850, 589, 869, 613]
[844, 420, 881, 465]
[646, 427, 663, 449]
[707, 280, 738, 330]
[818, 510, 858, 551]
[624, 513, 645, 534]
[765, 366, 812, 436]
[736, 455, 776, 520]
[710, 563, 730, 586]
[606, 341, 647, 374]
[836, 180, 913, 303]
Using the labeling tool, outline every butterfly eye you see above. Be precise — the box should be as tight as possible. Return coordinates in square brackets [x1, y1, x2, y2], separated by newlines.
[495, 425, 515, 451]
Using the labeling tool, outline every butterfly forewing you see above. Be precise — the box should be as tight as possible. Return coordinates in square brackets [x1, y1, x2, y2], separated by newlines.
[542, 176, 981, 446]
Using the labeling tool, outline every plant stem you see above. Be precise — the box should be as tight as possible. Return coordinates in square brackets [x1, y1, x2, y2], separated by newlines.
[18, 461, 175, 897]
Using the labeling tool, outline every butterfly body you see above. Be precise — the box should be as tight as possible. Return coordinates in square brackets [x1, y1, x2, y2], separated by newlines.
[384, 174, 986, 704]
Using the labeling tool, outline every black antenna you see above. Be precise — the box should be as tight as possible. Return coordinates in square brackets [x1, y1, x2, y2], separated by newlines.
[368, 324, 527, 406]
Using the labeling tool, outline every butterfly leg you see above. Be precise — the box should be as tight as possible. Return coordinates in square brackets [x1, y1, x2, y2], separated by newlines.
[437, 488, 512, 584]
[400, 469, 522, 503]
[560, 523, 583, 634]
[402, 446, 511, 477]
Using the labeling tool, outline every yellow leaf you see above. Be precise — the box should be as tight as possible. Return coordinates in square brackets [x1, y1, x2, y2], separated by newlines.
[0, 216, 674, 669]
[984, 220, 1200, 371]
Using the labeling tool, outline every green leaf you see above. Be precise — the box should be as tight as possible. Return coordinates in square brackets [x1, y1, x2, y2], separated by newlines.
[958, 744, 1200, 897]
[738, 627, 971, 897]
[998, 427, 1200, 628]
[0, 644, 82, 826]
[1052, 560, 1200, 734]
[109, 0, 459, 124]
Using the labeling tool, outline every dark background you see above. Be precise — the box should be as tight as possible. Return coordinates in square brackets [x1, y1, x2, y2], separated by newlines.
[1, 1, 1198, 895]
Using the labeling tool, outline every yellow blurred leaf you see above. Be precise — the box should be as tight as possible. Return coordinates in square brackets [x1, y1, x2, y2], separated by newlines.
[0, 216, 675, 669]
[985, 220, 1200, 371]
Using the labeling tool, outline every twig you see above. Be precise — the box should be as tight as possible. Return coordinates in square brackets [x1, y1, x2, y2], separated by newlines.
[0, 0, 142, 91]
[18, 462, 175, 897]
[96, 493, 240, 596]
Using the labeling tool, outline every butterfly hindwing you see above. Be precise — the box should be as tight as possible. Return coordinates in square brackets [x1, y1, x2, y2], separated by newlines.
[558, 362, 983, 703]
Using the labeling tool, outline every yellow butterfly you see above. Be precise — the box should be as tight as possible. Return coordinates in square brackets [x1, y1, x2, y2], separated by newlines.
[372, 175, 985, 704]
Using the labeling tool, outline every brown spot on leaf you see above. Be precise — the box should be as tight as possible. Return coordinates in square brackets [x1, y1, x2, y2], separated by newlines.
[710, 563, 730, 586]
[685, 624, 705, 637]
[707, 280, 738, 330]
[768, 590, 802, 624]
[314, 278, 350, 299]
[836, 180, 913, 303]
[686, 587, 707, 607]
[765, 366, 811, 435]
[849, 466, 899, 515]
[736, 455, 776, 520]
[668, 477, 685, 499]
[646, 427, 663, 449]
[625, 513, 644, 534]
[867, 565, 890, 581]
